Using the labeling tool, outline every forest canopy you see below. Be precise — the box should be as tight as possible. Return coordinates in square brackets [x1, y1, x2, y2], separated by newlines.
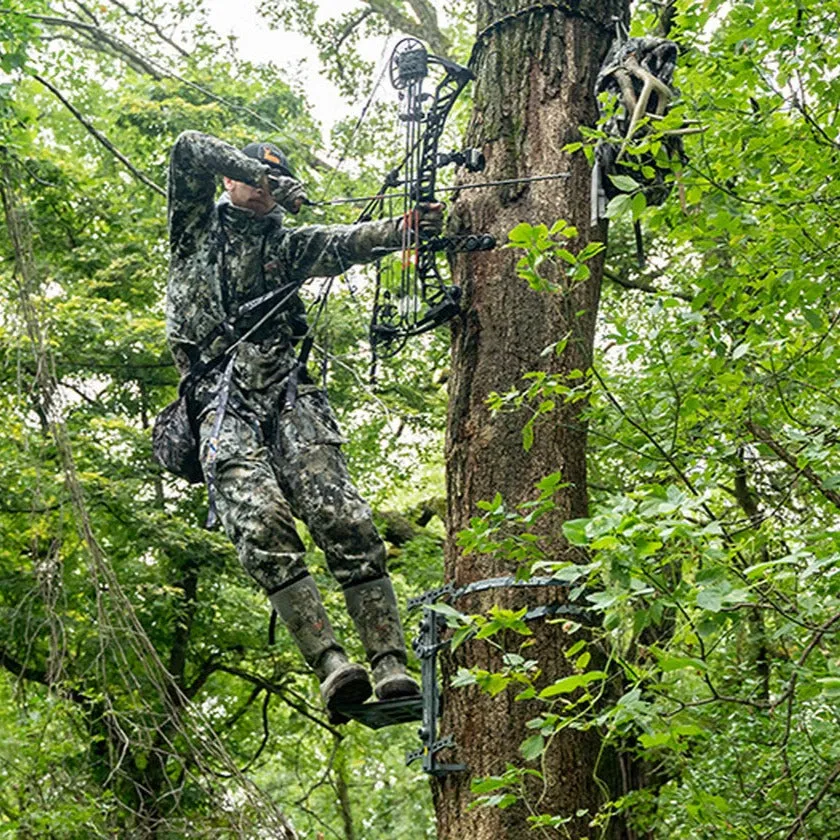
[0, 0, 838, 837]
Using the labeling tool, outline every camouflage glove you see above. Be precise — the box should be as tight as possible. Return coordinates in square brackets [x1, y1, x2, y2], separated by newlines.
[401, 201, 444, 240]
[267, 174, 308, 214]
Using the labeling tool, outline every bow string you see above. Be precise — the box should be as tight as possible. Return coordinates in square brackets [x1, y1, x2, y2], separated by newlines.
[358, 38, 496, 363]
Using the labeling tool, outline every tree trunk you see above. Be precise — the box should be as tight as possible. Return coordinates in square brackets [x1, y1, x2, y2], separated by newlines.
[436, 2, 629, 838]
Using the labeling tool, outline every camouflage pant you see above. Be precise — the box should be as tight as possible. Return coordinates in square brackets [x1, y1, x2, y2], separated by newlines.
[198, 382, 387, 593]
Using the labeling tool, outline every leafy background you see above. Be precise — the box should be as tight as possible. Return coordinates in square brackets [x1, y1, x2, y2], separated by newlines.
[0, 0, 838, 837]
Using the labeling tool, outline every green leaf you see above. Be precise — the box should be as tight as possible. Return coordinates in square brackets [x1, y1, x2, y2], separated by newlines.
[522, 418, 535, 452]
[483, 793, 518, 809]
[657, 655, 708, 673]
[639, 731, 671, 749]
[631, 192, 647, 220]
[451, 669, 478, 688]
[471, 776, 512, 794]
[536, 471, 566, 495]
[475, 620, 504, 640]
[591, 535, 620, 550]
[562, 518, 590, 546]
[608, 174, 641, 192]
[520, 734, 545, 761]
[477, 492, 505, 513]
[803, 308, 823, 330]
[605, 193, 632, 218]
[427, 603, 467, 624]
[732, 341, 749, 360]
[743, 557, 800, 578]
[816, 677, 840, 697]
[451, 625, 476, 652]
[538, 671, 606, 698]
[696, 583, 728, 613]
[482, 673, 512, 697]
[564, 639, 587, 658]
[578, 241, 606, 261]
[508, 222, 537, 246]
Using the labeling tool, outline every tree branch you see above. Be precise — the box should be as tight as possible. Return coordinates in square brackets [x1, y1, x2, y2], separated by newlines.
[17, 11, 298, 141]
[0, 502, 62, 514]
[222, 685, 263, 730]
[746, 420, 840, 509]
[405, 0, 450, 56]
[0, 646, 51, 687]
[364, 0, 450, 58]
[604, 264, 692, 302]
[72, 1, 100, 25]
[0, 644, 98, 710]
[104, 0, 191, 58]
[32, 74, 166, 197]
[184, 657, 221, 700]
[334, 7, 373, 58]
[779, 761, 840, 840]
[23, 13, 164, 77]
[199, 663, 343, 738]
[591, 364, 708, 506]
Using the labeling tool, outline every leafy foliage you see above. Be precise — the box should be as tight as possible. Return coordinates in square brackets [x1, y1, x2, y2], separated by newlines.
[446, 0, 840, 835]
[0, 1, 445, 836]
[3, 0, 839, 837]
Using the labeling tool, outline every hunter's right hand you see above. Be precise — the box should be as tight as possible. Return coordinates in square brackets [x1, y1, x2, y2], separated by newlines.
[266, 174, 308, 214]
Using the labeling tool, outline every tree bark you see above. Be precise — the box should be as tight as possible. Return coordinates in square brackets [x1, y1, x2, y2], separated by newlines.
[436, 2, 629, 837]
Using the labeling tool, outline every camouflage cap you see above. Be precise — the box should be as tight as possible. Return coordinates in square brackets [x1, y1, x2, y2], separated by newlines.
[241, 142, 294, 178]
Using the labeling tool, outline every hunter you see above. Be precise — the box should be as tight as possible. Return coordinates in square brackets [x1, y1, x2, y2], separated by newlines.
[164, 131, 440, 717]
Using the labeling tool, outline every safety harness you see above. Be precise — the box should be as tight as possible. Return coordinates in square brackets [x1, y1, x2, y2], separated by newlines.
[189, 206, 338, 526]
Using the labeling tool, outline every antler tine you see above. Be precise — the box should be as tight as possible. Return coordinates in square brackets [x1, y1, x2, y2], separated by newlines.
[610, 67, 640, 122]
[624, 53, 673, 115]
[615, 54, 676, 161]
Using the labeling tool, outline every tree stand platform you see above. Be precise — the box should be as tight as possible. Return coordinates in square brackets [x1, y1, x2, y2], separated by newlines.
[333, 576, 593, 777]
[335, 695, 423, 729]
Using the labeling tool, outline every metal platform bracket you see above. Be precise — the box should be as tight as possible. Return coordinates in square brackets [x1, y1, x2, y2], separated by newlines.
[404, 576, 593, 776]
[336, 695, 423, 730]
[334, 576, 592, 779]
[405, 584, 467, 776]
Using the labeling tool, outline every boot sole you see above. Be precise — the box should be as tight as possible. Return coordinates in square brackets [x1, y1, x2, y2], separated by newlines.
[375, 673, 420, 701]
[322, 663, 373, 711]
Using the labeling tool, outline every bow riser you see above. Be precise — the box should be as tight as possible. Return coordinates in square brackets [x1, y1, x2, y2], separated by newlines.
[366, 39, 496, 365]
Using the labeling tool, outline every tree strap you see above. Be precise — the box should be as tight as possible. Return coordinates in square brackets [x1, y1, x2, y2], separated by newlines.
[469, 2, 618, 68]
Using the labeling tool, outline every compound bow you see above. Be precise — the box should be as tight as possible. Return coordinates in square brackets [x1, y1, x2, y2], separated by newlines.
[357, 38, 496, 365]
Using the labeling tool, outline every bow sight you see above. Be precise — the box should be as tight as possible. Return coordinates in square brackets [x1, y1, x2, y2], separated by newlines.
[364, 38, 496, 366]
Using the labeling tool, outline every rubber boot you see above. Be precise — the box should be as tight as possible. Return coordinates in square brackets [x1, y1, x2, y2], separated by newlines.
[269, 576, 372, 716]
[343, 576, 420, 700]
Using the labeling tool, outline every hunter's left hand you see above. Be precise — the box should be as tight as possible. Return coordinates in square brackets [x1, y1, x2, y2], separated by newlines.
[404, 201, 444, 239]
[268, 174, 308, 214]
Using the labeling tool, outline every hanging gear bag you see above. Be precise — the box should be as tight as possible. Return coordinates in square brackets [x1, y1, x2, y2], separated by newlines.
[152, 389, 203, 484]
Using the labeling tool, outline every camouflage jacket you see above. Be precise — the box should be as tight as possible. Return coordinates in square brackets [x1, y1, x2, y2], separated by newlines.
[166, 131, 401, 390]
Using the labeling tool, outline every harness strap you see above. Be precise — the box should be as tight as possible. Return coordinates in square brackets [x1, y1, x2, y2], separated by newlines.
[203, 352, 237, 529]
[283, 277, 333, 412]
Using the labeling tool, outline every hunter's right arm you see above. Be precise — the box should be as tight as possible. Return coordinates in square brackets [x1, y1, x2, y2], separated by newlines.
[167, 131, 270, 257]
[167, 132, 273, 372]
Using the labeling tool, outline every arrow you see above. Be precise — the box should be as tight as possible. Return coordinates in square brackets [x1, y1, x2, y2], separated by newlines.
[304, 171, 572, 207]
